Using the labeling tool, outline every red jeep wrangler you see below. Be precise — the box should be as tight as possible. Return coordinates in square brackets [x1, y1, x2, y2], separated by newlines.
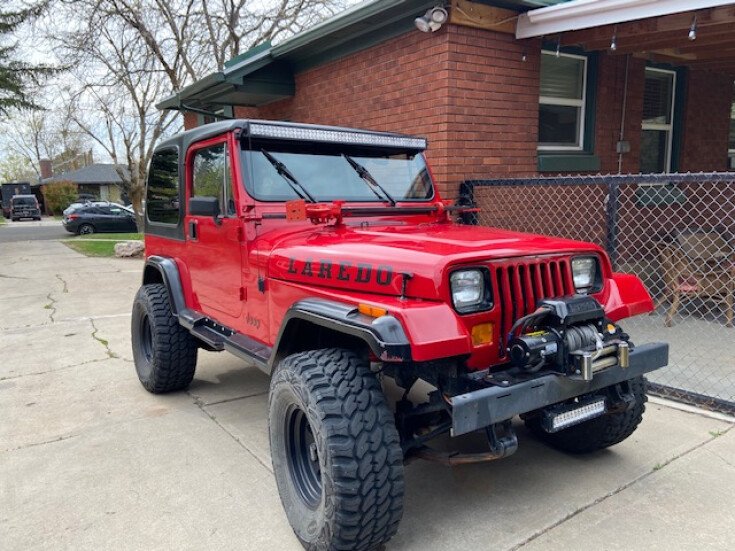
[132, 120, 668, 550]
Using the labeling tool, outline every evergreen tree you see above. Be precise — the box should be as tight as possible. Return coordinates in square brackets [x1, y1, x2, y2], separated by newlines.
[0, 3, 53, 115]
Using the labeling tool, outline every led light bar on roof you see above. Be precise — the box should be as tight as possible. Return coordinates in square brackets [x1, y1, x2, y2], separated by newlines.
[248, 123, 427, 150]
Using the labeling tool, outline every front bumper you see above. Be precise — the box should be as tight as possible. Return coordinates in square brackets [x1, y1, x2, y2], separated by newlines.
[451, 342, 669, 436]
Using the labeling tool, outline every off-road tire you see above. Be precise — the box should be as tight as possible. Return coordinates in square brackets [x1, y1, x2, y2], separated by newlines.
[131, 283, 197, 393]
[269, 348, 404, 551]
[525, 377, 647, 454]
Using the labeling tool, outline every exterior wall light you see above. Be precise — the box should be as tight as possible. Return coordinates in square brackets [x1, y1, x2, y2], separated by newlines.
[688, 15, 697, 41]
[415, 7, 448, 33]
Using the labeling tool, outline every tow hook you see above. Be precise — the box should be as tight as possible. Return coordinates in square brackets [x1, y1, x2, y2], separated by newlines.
[606, 382, 637, 413]
[486, 420, 518, 458]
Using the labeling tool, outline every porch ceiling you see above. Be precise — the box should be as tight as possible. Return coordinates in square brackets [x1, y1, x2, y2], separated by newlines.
[559, 5, 735, 76]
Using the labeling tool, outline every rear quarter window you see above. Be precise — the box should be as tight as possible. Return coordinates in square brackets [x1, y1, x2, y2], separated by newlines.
[146, 149, 180, 224]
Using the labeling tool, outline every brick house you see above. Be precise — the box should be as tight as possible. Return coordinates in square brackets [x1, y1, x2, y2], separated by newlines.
[158, 0, 735, 202]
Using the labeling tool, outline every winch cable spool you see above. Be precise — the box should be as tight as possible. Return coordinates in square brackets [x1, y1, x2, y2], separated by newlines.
[564, 324, 604, 359]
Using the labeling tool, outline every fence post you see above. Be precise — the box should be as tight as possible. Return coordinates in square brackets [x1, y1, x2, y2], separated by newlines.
[605, 180, 620, 269]
[458, 181, 478, 225]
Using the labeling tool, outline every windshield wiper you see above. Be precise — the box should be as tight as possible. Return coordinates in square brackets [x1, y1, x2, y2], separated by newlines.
[260, 149, 316, 203]
[342, 154, 396, 206]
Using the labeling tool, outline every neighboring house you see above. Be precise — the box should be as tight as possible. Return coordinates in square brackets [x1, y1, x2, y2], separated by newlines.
[41, 163, 130, 203]
[157, 0, 735, 200]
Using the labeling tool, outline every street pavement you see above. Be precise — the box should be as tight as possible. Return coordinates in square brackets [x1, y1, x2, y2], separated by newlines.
[1, 238, 734, 550]
[0, 217, 70, 243]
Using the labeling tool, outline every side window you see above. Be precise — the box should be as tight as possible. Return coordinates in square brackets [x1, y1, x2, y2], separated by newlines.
[147, 149, 180, 225]
[192, 143, 235, 216]
[538, 51, 588, 151]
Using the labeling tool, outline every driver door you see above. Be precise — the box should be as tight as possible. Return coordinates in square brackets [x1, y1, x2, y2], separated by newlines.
[185, 137, 244, 320]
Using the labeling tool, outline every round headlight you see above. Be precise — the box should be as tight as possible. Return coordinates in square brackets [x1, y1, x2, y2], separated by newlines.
[450, 269, 488, 313]
[571, 256, 599, 293]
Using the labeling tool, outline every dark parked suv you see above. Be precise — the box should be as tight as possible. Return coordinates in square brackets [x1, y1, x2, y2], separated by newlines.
[63, 203, 138, 234]
[10, 195, 41, 221]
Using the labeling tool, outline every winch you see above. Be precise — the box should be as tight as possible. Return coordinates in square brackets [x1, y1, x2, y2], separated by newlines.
[507, 296, 630, 380]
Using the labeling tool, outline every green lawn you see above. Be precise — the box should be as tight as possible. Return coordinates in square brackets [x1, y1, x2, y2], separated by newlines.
[76, 232, 143, 241]
[63, 233, 144, 257]
[64, 240, 120, 257]
[0, 216, 5, 225]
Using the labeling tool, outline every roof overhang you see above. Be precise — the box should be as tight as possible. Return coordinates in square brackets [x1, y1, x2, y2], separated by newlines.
[156, 58, 296, 112]
[157, 0, 440, 113]
[517, 0, 735, 39]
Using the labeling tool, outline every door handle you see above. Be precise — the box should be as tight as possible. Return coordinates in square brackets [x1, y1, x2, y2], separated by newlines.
[188, 220, 198, 240]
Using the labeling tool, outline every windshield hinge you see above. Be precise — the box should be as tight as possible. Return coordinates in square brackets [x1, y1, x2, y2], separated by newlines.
[242, 212, 262, 222]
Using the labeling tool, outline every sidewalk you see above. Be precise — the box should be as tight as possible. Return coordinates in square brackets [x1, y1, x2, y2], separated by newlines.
[1, 240, 733, 550]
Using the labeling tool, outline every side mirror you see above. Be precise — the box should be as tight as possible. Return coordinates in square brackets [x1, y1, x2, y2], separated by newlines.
[189, 196, 220, 220]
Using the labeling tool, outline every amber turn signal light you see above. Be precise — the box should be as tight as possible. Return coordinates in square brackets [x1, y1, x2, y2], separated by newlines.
[358, 303, 388, 318]
[471, 323, 493, 346]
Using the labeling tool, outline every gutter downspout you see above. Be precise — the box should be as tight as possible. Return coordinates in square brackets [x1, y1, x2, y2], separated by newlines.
[617, 54, 629, 174]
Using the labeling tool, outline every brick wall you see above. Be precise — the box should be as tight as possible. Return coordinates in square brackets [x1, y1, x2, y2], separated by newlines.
[679, 70, 734, 172]
[595, 54, 645, 174]
[443, 26, 540, 186]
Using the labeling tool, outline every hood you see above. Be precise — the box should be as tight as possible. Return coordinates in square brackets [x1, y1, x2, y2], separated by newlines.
[266, 222, 604, 299]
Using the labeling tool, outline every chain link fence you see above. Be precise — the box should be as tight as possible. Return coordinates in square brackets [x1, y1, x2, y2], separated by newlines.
[458, 173, 735, 414]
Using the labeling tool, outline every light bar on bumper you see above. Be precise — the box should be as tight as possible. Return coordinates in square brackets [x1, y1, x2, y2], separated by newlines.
[247, 123, 427, 150]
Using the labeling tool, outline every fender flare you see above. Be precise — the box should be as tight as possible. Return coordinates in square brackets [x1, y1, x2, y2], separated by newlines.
[269, 298, 412, 370]
[142, 255, 186, 315]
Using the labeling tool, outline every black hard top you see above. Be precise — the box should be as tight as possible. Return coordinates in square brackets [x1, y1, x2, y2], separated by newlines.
[154, 119, 427, 155]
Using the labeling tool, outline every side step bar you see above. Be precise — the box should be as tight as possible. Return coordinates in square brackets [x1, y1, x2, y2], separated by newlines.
[179, 308, 271, 372]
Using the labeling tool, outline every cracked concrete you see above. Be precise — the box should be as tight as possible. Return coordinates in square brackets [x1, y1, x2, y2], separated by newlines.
[2, 240, 734, 550]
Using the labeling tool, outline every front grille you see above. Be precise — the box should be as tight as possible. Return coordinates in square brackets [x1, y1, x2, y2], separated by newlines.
[494, 258, 574, 356]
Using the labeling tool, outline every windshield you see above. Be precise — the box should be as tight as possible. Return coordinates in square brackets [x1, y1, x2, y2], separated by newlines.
[240, 145, 433, 203]
[12, 196, 36, 206]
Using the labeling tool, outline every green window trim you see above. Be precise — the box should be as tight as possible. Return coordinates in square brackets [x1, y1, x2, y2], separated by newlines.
[538, 44, 598, 172]
[538, 154, 600, 172]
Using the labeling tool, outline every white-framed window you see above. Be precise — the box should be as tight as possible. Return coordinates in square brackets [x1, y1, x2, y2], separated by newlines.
[538, 51, 588, 151]
[641, 67, 676, 173]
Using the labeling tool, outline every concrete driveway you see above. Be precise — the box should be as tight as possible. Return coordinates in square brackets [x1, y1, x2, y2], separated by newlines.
[1, 240, 734, 550]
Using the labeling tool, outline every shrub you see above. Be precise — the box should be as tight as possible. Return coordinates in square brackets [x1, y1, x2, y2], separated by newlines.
[43, 181, 78, 215]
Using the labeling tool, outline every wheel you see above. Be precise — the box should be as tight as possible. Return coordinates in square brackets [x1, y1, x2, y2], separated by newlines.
[11, 217, 18, 222]
[34, 217, 41, 221]
[269, 348, 404, 550]
[78, 223, 94, 235]
[525, 377, 647, 454]
[131, 283, 198, 393]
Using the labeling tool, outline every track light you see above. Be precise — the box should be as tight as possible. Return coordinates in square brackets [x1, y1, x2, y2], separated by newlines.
[414, 7, 448, 33]
[610, 28, 617, 51]
[521, 50, 527, 62]
[688, 15, 697, 41]
[555, 37, 561, 57]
